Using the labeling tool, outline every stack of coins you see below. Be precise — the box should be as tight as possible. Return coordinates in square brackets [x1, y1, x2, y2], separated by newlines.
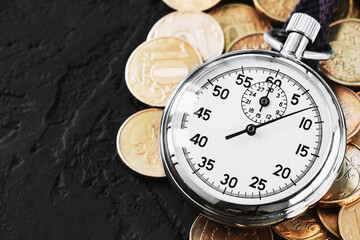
[116, 0, 360, 239]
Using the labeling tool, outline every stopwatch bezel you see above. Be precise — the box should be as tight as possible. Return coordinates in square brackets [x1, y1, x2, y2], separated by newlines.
[159, 49, 346, 226]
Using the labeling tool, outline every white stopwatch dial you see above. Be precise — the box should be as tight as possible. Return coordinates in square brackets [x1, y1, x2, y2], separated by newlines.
[160, 50, 346, 226]
[241, 81, 288, 123]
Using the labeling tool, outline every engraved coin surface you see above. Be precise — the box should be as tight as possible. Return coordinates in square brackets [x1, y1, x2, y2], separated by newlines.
[162, 0, 221, 11]
[331, 85, 360, 141]
[190, 215, 273, 240]
[227, 32, 270, 52]
[253, 0, 298, 23]
[339, 198, 360, 240]
[147, 11, 224, 61]
[117, 108, 165, 177]
[319, 19, 360, 86]
[125, 37, 202, 107]
[332, 0, 360, 22]
[320, 144, 360, 206]
[317, 207, 341, 237]
[210, 3, 272, 50]
[273, 210, 335, 240]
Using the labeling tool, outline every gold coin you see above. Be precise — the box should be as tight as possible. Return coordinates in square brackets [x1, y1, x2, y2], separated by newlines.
[116, 108, 165, 177]
[125, 37, 202, 107]
[332, 0, 360, 22]
[162, 0, 221, 11]
[317, 207, 341, 237]
[272, 210, 336, 240]
[330, 85, 360, 141]
[189, 214, 273, 240]
[319, 19, 360, 87]
[319, 144, 360, 206]
[351, 133, 360, 154]
[226, 32, 270, 52]
[147, 11, 224, 61]
[339, 197, 360, 240]
[253, 0, 298, 23]
[210, 3, 272, 50]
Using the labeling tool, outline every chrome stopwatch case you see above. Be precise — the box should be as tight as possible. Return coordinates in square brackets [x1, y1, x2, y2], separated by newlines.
[160, 13, 346, 226]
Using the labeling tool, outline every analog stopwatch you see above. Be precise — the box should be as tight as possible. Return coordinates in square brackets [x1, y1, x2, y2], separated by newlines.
[160, 13, 346, 226]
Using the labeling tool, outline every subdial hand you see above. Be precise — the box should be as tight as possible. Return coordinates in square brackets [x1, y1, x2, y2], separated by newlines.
[259, 82, 274, 112]
[225, 106, 316, 140]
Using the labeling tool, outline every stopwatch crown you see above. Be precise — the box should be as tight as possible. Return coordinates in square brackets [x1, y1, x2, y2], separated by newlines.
[286, 13, 321, 43]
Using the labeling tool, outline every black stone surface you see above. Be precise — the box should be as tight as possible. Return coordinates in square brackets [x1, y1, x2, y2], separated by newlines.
[0, 1, 199, 239]
[0, 0, 290, 239]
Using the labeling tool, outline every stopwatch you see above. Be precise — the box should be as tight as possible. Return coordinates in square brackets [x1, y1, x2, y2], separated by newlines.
[160, 13, 346, 226]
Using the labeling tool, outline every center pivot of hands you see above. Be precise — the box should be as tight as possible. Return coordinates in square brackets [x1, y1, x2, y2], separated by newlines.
[246, 124, 256, 136]
[259, 96, 270, 107]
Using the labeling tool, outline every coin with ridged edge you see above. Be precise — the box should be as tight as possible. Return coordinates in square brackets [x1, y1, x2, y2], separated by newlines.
[226, 32, 270, 52]
[189, 214, 273, 240]
[116, 108, 165, 177]
[330, 85, 360, 142]
[272, 210, 335, 240]
[317, 206, 341, 237]
[319, 19, 360, 86]
[332, 0, 360, 22]
[339, 197, 360, 240]
[125, 37, 202, 107]
[253, 0, 298, 23]
[162, 0, 221, 11]
[147, 11, 224, 61]
[210, 3, 272, 50]
[319, 144, 360, 207]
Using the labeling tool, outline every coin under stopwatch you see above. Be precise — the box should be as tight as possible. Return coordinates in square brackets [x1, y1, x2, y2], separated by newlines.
[160, 13, 346, 226]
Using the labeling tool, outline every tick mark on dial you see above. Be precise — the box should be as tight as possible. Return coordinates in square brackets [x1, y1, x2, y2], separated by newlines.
[275, 69, 280, 77]
[301, 89, 310, 95]
[192, 168, 200, 174]
[223, 187, 227, 194]
[290, 179, 297, 186]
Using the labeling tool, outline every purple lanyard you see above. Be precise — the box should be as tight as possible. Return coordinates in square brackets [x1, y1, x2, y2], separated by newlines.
[284, 0, 339, 67]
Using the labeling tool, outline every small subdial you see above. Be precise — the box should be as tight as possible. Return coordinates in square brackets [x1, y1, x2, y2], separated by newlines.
[241, 81, 287, 123]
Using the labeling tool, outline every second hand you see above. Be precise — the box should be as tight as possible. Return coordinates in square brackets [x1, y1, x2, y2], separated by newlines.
[225, 106, 317, 140]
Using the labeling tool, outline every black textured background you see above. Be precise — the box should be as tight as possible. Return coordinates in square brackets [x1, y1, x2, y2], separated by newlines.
[0, 1, 203, 239]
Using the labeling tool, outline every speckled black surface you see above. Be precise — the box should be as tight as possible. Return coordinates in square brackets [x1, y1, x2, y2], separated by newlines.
[0, 0, 293, 239]
[0, 1, 202, 239]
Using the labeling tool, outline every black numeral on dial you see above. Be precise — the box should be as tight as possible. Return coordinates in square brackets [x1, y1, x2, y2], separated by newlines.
[236, 74, 253, 88]
[213, 85, 229, 99]
[198, 157, 215, 171]
[295, 144, 309, 157]
[273, 164, 291, 179]
[249, 176, 267, 190]
[194, 107, 212, 120]
[220, 174, 238, 188]
[190, 134, 208, 147]
[291, 93, 300, 105]
[299, 117, 312, 130]
[265, 76, 282, 87]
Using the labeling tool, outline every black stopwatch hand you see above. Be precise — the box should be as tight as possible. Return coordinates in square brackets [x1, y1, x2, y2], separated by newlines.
[225, 106, 316, 140]
[259, 82, 274, 112]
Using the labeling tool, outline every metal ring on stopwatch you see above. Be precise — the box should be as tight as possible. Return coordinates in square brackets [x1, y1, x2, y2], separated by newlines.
[264, 29, 334, 60]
